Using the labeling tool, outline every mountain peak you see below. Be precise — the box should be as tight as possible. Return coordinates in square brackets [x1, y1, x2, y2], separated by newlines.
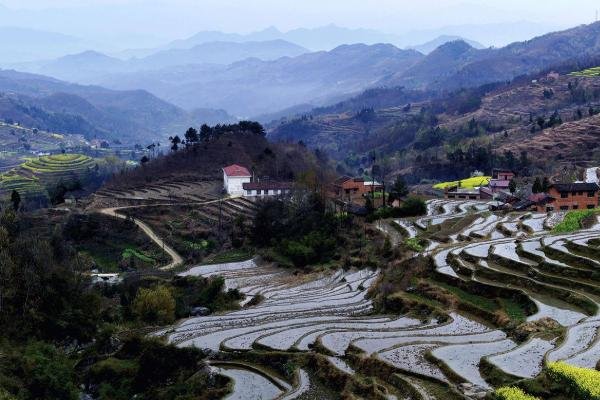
[431, 39, 474, 56]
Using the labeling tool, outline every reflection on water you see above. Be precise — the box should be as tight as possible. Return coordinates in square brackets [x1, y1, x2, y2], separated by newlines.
[214, 367, 283, 400]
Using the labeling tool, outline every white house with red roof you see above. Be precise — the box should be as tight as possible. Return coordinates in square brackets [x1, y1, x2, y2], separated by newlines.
[222, 164, 252, 196]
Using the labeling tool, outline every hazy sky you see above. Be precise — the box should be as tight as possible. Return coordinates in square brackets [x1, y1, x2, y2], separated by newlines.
[1, 0, 599, 46]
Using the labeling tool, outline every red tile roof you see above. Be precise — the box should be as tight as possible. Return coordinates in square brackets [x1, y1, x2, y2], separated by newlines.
[223, 164, 251, 177]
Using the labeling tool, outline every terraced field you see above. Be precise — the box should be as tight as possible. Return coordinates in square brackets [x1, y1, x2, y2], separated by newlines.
[0, 153, 101, 201]
[157, 197, 600, 399]
[570, 66, 600, 77]
[94, 180, 220, 207]
[20, 154, 97, 183]
[0, 172, 46, 200]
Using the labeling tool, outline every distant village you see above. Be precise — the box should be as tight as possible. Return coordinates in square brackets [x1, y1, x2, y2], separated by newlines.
[223, 163, 600, 215]
[444, 168, 600, 213]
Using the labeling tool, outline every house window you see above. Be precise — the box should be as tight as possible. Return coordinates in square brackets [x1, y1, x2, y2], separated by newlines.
[246, 190, 252, 196]
[588, 192, 595, 197]
[587, 205, 595, 209]
[561, 192, 569, 199]
[577, 191, 584, 196]
[546, 206, 554, 212]
[560, 205, 569, 210]
[573, 205, 579, 210]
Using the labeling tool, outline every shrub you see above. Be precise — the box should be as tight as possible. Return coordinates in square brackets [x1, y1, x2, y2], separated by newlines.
[20, 342, 79, 400]
[132, 285, 176, 324]
[368, 197, 427, 221]
[405, 238, 425, 252]
[495, 387, 540, 400]
[89, 358, 138, 383]
[547, 362, 600, 399]
[0, 389, 16, 400]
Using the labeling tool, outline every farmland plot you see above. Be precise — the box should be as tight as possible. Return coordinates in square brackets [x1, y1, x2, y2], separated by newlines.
[161, 198, 600, 399]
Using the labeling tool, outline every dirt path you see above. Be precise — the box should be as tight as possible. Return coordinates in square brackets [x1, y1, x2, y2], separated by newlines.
[99, 207, 184, 270]
[97, 197, 238, 270]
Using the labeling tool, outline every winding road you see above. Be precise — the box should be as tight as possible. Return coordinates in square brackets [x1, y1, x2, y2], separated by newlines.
[96, 196, 246, 270]
[99, 206, 184, 270]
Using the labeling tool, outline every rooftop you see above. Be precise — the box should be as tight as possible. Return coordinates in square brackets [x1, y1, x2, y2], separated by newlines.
[489, 179, 511, 188]
[334, 176, 365, 186]
[223, 164, 251, 177]
[551, 183, 600, 192]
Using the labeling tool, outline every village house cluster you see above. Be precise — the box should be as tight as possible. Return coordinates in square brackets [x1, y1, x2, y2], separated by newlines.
[444, 169, 600, 212]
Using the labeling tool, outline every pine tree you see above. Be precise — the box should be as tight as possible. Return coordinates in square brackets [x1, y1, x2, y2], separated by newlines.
[10, 190, 20, 211]
[532, 177, 542, 194]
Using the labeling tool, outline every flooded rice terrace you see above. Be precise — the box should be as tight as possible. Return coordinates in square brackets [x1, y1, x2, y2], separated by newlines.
[160, 198, 600, 399]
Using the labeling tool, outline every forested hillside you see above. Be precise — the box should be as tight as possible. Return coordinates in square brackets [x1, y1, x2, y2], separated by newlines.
[269, 68, 600, 182]
[106, 121, 329, 190]
[0, 69, 234, 144]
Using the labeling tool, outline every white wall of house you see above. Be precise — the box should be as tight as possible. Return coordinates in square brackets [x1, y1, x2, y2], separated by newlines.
[224, 172, 251, 196]
[244, 188, 290, 197]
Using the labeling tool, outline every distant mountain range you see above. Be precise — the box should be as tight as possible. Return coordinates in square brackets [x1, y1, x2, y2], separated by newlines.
[133, 22, 557, 53]
[14, 40, 308, 83]
[3, 21, 599, 142]
[78, 21, 600, 118]
[0, 27, 94, 64]
[163, 25, 400, 52]
[0, 69, 235, 144]
[382, 22, 600, 90]
[94, 43, 424, 117]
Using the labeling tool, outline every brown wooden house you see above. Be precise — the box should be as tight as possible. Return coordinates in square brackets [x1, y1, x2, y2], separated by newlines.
[538, 183, 600, 212]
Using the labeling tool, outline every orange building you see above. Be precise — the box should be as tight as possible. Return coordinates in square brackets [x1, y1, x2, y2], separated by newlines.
[332, 176, 383, 203]
[539, 183, 600, 212]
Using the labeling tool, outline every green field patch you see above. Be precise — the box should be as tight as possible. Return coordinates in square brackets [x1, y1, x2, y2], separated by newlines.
[553, 208, 600, 233]
[429, 279, 498, 312]
[184, 239, 215, 251]
[208, 249, 254, 264]
[122, 248, 155, 264]
[433, 176, 491, 190]
[569, 66, 600, 77]
[497, 298, 527, 322]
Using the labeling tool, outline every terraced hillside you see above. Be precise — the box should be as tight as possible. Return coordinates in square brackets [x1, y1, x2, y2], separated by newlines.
[93, 180, 221, 207]
[20, 153, 97, 183]
[119, 196, 259, 265]
[0, 153, 101, 201]
[0, 172, 46, 200]
[270, 71, 600, 179]
[499, 112, 600, 163]
[158, 198, 600, 399]
[0, 121, 87, 155]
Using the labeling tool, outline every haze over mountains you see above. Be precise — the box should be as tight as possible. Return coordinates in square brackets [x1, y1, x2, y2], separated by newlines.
[0, 69, 234, 143]
[2, 14, 600, 145]
[14, 21, 600, 120]
[16, 40, 309, 83]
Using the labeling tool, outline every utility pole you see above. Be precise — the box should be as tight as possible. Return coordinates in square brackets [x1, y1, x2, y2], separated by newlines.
[218, 197, 223, 239]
